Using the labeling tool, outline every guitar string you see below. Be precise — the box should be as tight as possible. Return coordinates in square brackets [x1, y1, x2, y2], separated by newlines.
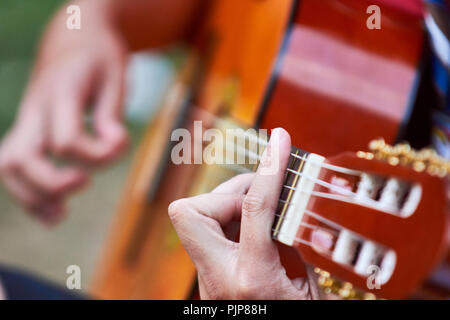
[281, 185, 396, 215]
[239, 135, 361, 176]
[209, 134, 396, 242]
[289, 153, 361, 176]
[226, 127, 362, 176]
[222, 139, 365, 203]
[190, 110, 362, 177]
[191, 111, 386, 257]
[221, 165, 345, 250]
[274, 199, 387, 256]
[271, 231, 312, 248]
[220, 150, 372, 211]
[273, 201, 342, 254]
[214, 138, 390, 219]
[190, 113, 375, 237]
[274, 212, 339, 237]
[270, 227, 333, 257]
[278, 199, 345, 232]
[286, 168, 354, 196]
[215, 121, 355, 174]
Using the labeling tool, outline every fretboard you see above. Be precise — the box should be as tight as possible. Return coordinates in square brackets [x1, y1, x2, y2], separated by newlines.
[272, 146, 310, 239]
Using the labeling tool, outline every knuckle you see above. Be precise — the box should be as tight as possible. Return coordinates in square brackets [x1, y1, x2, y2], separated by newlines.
[110, 44, 127, 62]
[0, 156, 9, 173]
[9, 190, 41, 211]
[242, 193, 266, 217]
[236, 285, 259, 300]
[119, 131, 129, 147]
[200, 278, 227, 300]
[27, 161, 71, 196]
[43, 182, 65, 196]
[168, 199, 190, 225]
[235, 272, 261, 299]
[24, 199, 42, 212]
[111, 130, 129, 151]
[1, 155, 22, 172]
[52, 140, 73, 156]
[207, 290, 227, 300]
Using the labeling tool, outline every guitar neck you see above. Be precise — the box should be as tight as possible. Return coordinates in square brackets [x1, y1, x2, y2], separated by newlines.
[272, 146, 310, 240]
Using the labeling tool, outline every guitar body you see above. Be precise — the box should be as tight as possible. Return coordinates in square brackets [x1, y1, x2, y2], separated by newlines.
[92, 0, 434, 299]
[259, 0, 424, 156]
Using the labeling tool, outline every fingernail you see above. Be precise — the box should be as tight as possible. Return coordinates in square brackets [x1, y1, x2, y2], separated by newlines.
[259, 128, 283, 175]
[270, 128, 282, 145]
[311, 229, 334, 253]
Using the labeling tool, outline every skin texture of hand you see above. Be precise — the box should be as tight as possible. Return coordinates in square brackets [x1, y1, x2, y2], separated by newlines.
[169, 128, 331, 300]
[0, 0, 128, 225]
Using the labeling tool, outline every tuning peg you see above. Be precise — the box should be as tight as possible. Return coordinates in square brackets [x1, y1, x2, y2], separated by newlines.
[366, 139, 449, 178]
[313, 267, 377, 300]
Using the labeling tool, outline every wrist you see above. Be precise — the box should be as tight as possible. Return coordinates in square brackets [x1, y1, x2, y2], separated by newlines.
[65, 0, 118, 27]
[36, 0, 123, 63]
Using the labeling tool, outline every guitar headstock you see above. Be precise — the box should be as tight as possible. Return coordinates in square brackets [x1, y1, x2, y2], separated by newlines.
[273, 140, 449, 299]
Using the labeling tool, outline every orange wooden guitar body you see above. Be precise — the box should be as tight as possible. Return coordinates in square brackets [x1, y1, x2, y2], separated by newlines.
[91, 0, 444, 299]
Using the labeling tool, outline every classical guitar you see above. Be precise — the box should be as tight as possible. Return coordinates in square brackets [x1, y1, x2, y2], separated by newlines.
[92, 0, 448, 299]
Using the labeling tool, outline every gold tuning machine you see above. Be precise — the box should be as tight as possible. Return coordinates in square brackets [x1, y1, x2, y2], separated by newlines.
[314, 268, 376, 300]
[356, 138, 449, 178]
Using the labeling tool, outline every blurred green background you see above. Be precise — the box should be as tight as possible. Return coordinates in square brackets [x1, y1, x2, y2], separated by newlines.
[0, 0, 66, 136]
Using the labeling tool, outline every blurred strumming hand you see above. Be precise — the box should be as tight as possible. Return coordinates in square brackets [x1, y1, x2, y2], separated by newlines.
[0, 0, 201, 225]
